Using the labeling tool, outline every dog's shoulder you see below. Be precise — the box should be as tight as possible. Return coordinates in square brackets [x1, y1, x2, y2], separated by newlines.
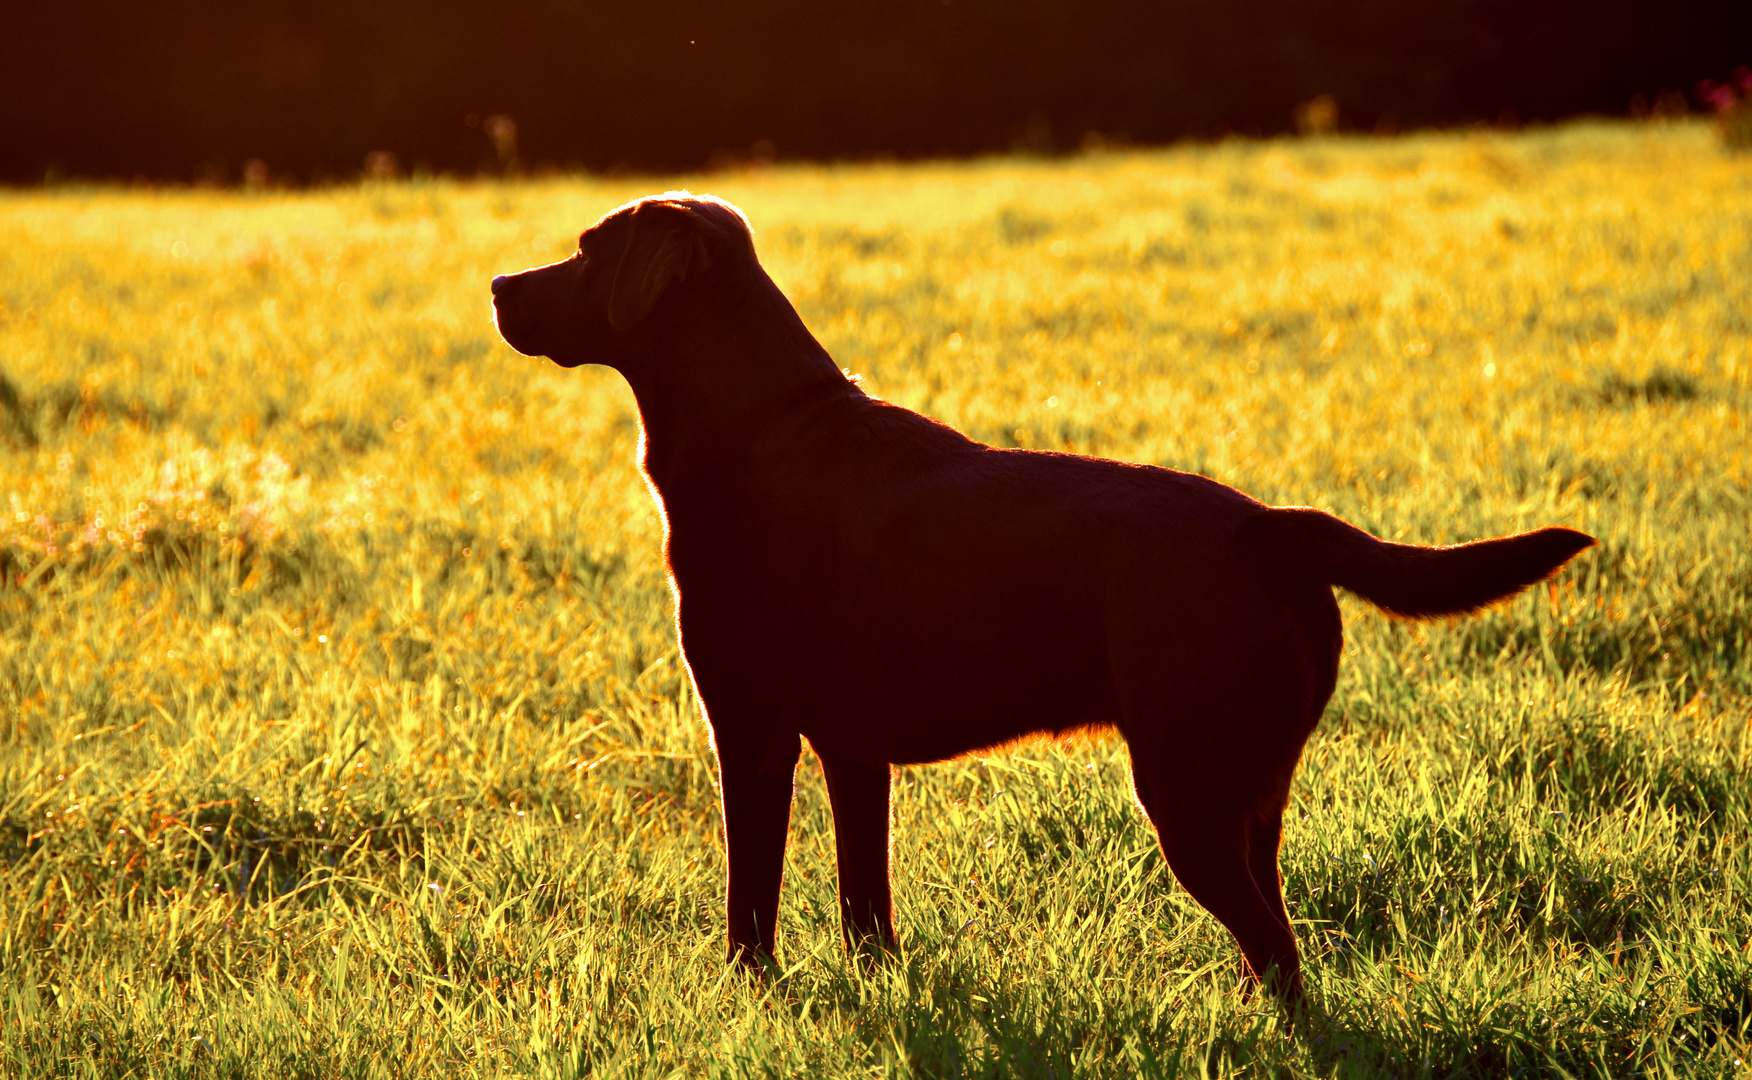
[767, 393, 980, 470]
[855, 398, 981, 455]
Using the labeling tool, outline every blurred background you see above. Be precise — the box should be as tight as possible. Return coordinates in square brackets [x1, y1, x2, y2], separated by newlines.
[3, 0, 1751, 183]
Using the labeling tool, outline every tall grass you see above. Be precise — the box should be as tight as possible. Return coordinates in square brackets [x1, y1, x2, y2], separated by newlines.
[1, 120, 1748, 1077]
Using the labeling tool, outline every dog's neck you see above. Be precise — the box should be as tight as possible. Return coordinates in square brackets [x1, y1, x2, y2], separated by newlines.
[622, 269, 859, 495]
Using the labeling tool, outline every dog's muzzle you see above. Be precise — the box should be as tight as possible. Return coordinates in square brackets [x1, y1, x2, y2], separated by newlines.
[490, 262, 591, 367]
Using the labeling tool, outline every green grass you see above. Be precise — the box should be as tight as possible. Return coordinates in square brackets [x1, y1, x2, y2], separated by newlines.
[2, 120, 1750, 1077]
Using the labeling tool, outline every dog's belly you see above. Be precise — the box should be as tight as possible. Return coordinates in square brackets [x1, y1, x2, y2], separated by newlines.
[675, 538, 1123, 766]
[817, 627, 1116, 764]
[686, 605, 1117, 765]
[836, 578, 1118, 762]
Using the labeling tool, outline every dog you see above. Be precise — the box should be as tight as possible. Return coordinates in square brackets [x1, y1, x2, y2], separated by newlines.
[490, 191, 1593, 1005]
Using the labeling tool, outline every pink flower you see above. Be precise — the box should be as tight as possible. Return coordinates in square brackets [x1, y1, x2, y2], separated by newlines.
[1698, 79, 1737, 113]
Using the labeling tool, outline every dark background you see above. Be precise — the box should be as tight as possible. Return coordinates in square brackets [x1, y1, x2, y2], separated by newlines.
[4, 0, 1749, 184]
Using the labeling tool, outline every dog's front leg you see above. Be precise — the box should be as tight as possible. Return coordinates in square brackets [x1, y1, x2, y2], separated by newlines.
[817, 754, 897, 957]
[715, 732, 802, 970]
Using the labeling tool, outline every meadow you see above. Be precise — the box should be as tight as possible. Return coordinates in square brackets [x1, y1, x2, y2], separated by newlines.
[1, 120, 1749, 1078]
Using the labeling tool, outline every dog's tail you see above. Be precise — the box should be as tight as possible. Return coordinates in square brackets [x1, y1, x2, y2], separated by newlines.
[1235, 506, 1594, 618]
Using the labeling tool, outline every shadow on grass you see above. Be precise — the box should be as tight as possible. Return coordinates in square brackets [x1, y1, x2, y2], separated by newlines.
[736, 937, 1752, 1079]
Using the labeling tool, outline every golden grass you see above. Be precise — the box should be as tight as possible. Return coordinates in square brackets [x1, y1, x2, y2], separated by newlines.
[0, 120, 1748, 1077]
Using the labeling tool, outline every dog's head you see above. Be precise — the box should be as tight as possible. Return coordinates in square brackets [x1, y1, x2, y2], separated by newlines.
[491, 191, 754, 369]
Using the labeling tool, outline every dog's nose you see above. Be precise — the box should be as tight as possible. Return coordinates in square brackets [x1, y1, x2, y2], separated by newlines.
[491, 274, 509, 296]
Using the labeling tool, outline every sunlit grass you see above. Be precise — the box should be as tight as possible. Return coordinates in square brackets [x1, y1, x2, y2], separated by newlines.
[1, 120, 1749, 1077]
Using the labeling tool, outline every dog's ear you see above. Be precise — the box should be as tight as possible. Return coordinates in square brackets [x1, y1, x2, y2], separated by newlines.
[607, 204, 708, 331]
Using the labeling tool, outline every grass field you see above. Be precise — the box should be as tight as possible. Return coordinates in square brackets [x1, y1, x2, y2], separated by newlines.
[1, 120, 1749, 1078]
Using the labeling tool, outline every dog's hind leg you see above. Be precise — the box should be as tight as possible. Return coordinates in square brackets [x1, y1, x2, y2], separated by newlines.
[715, 733, 802, 969]
[1246, 797, 1294, 938]
[817, 753, 898, 955]
[1142, 785, 1305, 1003]
[1113, 575, 1335, 1004]
[1121, 697, 1317, 1009]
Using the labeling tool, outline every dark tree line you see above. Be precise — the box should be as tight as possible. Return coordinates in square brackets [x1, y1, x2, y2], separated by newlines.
[3, 0, 1748, 183]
